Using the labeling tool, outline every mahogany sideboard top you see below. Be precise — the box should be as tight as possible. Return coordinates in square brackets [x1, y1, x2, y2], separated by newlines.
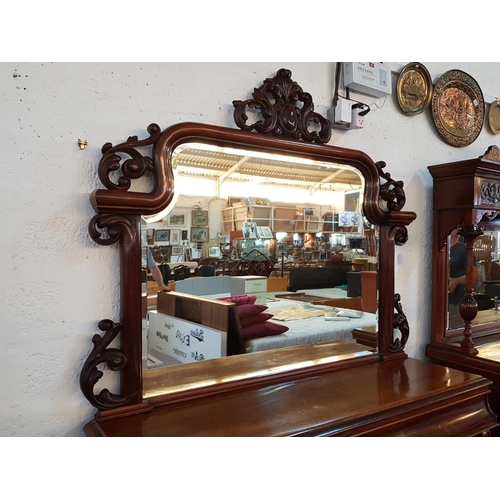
[84, 357, 497, 437]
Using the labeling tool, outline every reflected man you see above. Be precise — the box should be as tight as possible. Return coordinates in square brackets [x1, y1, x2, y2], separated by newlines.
[448, 229, 479, 328]
[147, 247, 170, 292]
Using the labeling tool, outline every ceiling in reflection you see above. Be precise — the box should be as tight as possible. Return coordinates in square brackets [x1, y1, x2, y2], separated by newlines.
[173, 144, 363, 191]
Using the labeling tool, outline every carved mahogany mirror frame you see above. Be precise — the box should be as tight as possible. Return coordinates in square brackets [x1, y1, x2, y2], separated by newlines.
[80, 68, 417, 417]
[428, 145, 500, 353]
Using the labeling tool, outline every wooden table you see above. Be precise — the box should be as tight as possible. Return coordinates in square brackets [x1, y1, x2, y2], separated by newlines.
[84, 357, 497, 437]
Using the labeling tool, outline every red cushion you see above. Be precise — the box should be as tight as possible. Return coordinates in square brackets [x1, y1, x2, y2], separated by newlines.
[218, 295, 257, 306]
[236, 303, 268, 317]
[240, 312, 274, 328]
[240, 321, 289, 341]
[236, 304, 270, 328]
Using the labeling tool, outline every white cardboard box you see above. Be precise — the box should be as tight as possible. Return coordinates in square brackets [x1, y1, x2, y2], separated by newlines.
[230, 275, 267, 296]
[148, 311, 226, 365]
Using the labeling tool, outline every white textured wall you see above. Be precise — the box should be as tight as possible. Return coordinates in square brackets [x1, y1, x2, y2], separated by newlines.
[2, 62, 500, 436]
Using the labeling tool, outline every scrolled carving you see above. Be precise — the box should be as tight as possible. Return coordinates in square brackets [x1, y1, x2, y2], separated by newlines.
[479, 210, 500, 223]
[79, 319, 135, 410]
[389, 226, 409, 247]
[88, 214, 135, 246]
[232, 68, 331, 143]
[376, 161, 407, 212]
[456, 223, 484, 240]
[98, 123, 161, 190]
[390, 294, 409, 352]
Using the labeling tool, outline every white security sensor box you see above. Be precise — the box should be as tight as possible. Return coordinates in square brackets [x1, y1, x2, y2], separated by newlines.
[343, 62, 392, 98]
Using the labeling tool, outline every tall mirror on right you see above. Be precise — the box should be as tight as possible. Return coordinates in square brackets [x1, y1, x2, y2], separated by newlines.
[427, 145, 500, 433]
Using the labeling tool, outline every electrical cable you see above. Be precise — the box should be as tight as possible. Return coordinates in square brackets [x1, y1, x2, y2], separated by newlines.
[332, 62, 341, 107]
[352, 102, 371, 116]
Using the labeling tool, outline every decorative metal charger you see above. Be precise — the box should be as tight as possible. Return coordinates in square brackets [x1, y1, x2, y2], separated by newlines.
[396, 62, 433, 115]
[431, 69, 484, 147]
[488, 99, 500, 135]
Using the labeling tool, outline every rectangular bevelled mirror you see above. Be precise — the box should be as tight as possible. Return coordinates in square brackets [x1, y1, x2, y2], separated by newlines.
[142, 142, 376, 367]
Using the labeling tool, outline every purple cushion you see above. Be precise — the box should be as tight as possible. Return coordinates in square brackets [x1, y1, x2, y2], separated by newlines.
[240, 321, 289, 341]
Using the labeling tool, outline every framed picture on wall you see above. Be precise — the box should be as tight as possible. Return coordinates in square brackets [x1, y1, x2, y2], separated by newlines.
[155, 229, 169, 241]
[191, 227, 209, 242]
[209, 247, 221, 257]
[171, 246, 183, 256]
[181, 230, 188, 240]
[256, 226, 274, 239]
[242, 222, 258, 239]
[338, 211, 360, 227]
[167, 212, 186, 226]
[191, 210, 209, 227]
[170, 229, 181, 245]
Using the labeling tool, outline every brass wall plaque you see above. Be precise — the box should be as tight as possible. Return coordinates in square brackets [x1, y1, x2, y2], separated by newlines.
[396, 62, 433, 115]
[488, 99, 500, 135]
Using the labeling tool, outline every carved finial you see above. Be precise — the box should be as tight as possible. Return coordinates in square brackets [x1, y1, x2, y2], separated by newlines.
[481, 145, 500, 164]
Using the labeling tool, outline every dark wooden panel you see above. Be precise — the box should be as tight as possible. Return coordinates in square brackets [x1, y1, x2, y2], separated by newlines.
[288, 266, 350, 292]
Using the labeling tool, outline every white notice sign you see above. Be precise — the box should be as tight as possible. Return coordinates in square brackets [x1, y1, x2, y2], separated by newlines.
[148, 311, 227, 365]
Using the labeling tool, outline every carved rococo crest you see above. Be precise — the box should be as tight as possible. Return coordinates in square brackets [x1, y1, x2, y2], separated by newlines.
[232, 68, 331, 143]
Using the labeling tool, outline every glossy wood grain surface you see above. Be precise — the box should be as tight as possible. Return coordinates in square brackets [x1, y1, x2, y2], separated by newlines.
[473, 309, 500, 326]
[85, 358, 497, 437]
[143, 339, 375, 402]
[476, 338, 500, 363]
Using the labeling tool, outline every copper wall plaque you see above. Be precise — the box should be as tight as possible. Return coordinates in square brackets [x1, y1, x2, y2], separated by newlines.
[431, 69, 484, 147]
